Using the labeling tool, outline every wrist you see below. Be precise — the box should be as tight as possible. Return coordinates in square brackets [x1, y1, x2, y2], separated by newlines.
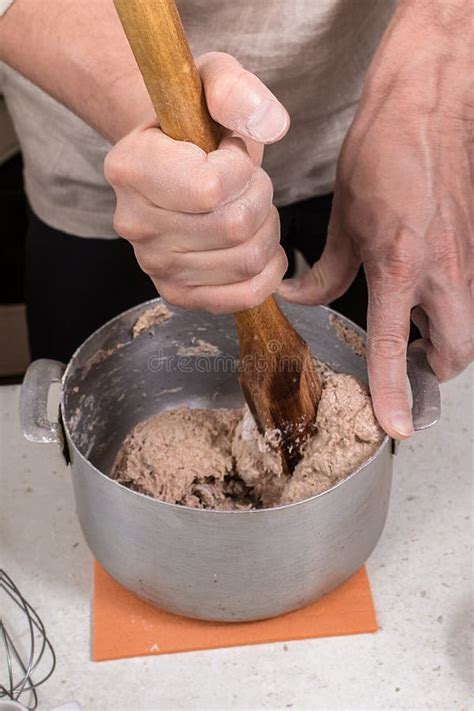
[104, 69, 156, 143]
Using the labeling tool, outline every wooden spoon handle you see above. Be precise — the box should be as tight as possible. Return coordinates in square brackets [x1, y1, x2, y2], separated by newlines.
[114, 0, 220, 152]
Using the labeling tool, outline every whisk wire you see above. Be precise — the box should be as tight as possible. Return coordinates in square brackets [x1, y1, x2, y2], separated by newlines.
[0, 569, 56, 710]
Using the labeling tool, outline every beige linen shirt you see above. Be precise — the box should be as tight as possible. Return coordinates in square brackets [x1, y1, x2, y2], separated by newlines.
[0, 0, 396, 238]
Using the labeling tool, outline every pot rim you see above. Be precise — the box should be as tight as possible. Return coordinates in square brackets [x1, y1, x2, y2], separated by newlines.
[61, 297, 390, 515]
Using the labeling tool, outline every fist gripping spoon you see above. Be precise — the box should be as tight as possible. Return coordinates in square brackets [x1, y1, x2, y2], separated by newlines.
[113, 0, 321, 473]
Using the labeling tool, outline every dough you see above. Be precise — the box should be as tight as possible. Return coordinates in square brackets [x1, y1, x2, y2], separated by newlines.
[329, 314, 366, 357]
[176, 339, 221, 356]
[111, 367, 384, 510]
[131, 303, 172, 338]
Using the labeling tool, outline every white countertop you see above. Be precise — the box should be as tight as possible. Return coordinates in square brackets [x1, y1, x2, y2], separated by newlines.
[0, 369, 472, 711]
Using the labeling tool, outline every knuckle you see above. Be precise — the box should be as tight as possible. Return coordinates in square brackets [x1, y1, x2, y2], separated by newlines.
[253, 168, 274, 205]
[242, 241, 267, 278]
[275, 245, 289, 279]
[376, 383, 406, 400]
[268, 203, 280, 231]
[370, 333, 407, 360]
[113, 209, 157, 244]
[366, 230, 421, 290]
[135, 252, 155, 276]
[135, 249, 168, 278]
[104, 146, 134, 189]
[194, 172, 225, 212]
[103, 151, 114, 184]
[260, 169, 274, 199]
[221, 203, 254, 246]
[158, 283, 189, 309]
[113, 212, 140, 242]
[384, 236, 420, 287]
[432, 232, 464, 281]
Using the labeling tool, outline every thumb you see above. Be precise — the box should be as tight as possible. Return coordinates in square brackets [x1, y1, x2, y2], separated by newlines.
[278, 214, 360, 304]
[197, 52, 290, 144]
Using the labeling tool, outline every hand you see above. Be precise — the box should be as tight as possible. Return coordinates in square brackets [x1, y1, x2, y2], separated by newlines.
[279, 0, 473, 439]
[104, 52, 289, 313]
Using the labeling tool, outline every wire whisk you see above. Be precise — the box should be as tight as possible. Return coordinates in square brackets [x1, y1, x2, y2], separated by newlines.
[0, 570, 56, 710]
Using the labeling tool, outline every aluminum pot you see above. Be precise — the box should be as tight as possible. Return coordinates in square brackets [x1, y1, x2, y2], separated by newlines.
[20, 299, 439, 621]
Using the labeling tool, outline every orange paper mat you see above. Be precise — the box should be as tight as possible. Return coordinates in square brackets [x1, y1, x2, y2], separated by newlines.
[92, 563, 377, 661]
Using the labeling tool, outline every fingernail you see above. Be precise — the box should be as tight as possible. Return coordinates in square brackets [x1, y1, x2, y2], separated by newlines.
[277, 278, 299, 295]
[246, 100, 289, 143]
[390, 412, 414, 439]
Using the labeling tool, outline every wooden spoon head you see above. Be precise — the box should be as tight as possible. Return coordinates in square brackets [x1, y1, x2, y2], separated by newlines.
[235, 298, 322, 474]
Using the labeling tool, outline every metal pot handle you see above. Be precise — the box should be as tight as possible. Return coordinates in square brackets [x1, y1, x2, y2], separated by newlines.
[407, 341, 440, 432]
[20, 359, 66, 444]
[391, 342, 441, 455]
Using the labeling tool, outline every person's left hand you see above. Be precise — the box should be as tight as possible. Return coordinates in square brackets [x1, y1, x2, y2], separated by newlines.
[279, 2, 473, 440]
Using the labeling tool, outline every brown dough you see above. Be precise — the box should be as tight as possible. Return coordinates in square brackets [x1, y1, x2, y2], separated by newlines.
[131, 303, 172, 338]
[329, 314, 367, 357]
[176, 340, 221, 356]
[111, 367, 384, 510]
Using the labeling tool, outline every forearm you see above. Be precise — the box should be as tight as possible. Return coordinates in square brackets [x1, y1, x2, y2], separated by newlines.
[0, 0, 154, 142]
[361, 0, 472, 122]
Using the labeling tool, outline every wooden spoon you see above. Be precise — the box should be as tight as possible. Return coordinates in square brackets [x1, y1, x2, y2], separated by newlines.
[113, 0, 321, 473]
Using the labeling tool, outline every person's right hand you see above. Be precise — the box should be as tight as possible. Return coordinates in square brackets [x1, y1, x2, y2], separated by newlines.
[104, 52, 289, 313]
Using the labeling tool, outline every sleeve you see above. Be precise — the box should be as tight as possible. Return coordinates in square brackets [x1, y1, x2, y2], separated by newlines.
[0, 0, 14, 17]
